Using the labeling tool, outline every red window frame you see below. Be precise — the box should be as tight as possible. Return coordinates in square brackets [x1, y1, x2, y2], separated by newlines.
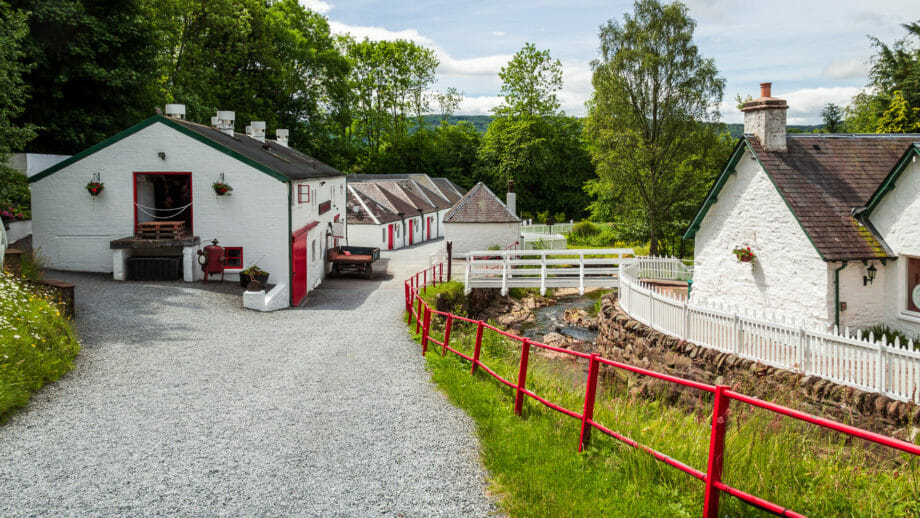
[298, 184, 311, 204]
[224, 247, 243, 269]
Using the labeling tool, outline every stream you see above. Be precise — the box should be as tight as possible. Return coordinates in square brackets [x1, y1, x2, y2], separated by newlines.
[522, 294, 599, 343]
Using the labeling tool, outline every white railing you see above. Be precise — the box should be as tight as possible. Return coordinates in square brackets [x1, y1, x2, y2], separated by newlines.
[464, 248, 634, 296]
[520, 221, 574, 235]
[521, 232, 567, 250]
[619, 257, 920, 403]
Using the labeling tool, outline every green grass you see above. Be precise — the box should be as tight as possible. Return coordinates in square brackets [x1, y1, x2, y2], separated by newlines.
[407, 293, 920, 517]
[0, 272, 80, 422]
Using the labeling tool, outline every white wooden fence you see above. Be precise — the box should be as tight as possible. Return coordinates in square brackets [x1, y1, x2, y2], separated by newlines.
[620, 257, 920, 403]
[520, 221, 575, 235]
[464, 248, 634, 296]
[521, 232, 568, 250]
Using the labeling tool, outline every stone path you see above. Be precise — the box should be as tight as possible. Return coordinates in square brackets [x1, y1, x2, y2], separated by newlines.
[0, 240, 496, 517]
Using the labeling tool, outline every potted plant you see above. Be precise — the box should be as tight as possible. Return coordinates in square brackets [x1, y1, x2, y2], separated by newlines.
[239, 265, 269, 287]
[86, 180, 104, 196]
[212, 181, 233, 196]
[732, 246, 755, 263]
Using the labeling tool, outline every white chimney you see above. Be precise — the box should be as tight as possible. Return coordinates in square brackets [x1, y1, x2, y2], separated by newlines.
[245, 125, 252, 136]
[276, 128, 289, 147]
[506, 180, 516, 217]
[250, 121, 266, 142]
[216, 111, 236, 136]
[741, 82, 788, 152]
[165, 104, 186, 119]
[210, 116, 219, 129]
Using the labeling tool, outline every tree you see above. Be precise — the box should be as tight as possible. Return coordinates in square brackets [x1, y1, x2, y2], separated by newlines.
[436, 87, 463, 122]
[493, 43, 562, 118]
[585, 0, 726, 255]
[11, 0, 160, 153]
[876, 90, 920, 133]
[821, 103, 845, 133]
[0, 1, 34, 156]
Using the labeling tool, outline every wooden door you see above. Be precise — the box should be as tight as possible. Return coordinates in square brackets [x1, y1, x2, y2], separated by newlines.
[387, 224, 394, 250]
[409, 220, 414, 245]
[427, 216, 431, 240]
[292, 230, 308, 305]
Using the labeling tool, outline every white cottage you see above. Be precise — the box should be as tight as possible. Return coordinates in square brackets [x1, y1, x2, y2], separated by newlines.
[29, 107, 346, 307]
[686, 83, 920, 335]
[443, 182, 521, 254]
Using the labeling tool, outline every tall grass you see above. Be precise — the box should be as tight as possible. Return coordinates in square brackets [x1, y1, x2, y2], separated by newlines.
[0, 273, 80, 421]
[408, 284, 920, 517]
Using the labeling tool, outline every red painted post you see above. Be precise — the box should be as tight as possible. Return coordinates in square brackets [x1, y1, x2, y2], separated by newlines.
[407, 289, 415, 326]
[514, 338, 531, 416]
[439, 262, 444, 283]
[405, 282, 410, 312]
[442, 313, 453, 356]
[703, 385, 731, 518]
[423, 269, 428, 294]
[416, 298, 423, 334]
[579, 354, 600, 452]
[422, 307, 431, 355]
[471, 321, 484, 375]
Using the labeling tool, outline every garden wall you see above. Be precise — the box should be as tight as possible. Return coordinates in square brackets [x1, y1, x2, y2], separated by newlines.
[596, 297, 920, 436]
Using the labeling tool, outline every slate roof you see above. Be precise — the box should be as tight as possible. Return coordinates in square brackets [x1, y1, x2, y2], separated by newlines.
[349, 182, 418, 216]
[431, 177, 464, 204]
[443, 182, 520, 223]
[686, 133, 920, 261]
[30, 115, 343, 183]
[345, 174, 468, 225]
[346, 187, 401, 224]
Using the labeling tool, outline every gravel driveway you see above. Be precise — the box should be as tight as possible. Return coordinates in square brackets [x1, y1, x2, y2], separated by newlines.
[0, 240, 496, 517]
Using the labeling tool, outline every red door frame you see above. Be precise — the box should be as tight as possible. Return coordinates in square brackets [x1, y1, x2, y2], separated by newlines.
[427, 216, 431, 240]
[409, 219, 414, 245]
[133, 172, 193, 234]
[387, 224, 394, 250]
[292, 221, 319, 306]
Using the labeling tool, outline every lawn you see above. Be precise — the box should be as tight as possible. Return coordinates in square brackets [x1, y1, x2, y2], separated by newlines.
[407, 282, 920, 517]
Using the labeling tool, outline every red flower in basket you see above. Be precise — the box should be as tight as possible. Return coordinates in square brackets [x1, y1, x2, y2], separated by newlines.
[85, 180, 104, 196]
[212, 181, 233, 196]
[732, 246, 755, 263]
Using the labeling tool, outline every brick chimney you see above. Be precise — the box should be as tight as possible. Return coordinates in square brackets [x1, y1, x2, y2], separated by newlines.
[741, 82, 788, 152]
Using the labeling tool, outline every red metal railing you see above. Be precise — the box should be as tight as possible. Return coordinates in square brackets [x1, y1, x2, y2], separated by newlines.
[404, 263, 920, 518]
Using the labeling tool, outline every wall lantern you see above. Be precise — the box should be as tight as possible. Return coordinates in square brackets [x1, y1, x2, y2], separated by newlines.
[863, 262, 877, 286]
[158, 152, 166, 160]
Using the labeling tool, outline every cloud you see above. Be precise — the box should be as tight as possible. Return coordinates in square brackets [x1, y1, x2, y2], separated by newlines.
[299, 0, 332, 14]
[440, 54, 512, 76]
[491, 31, 506, 37]
[328, 21, 433, 46]
[457, 96, 503, 115]
[720, 86, 862, 124]
[823, 56, 871, 80]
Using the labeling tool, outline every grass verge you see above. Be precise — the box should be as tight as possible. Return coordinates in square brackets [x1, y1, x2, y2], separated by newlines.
[408, 283, 920, 517]
[0, 272, 80, 422]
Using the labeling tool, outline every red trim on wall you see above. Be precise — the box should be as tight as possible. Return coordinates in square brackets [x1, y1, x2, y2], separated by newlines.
[224, 247, 243, 269]
[133, 172, 194, 234]
[293, 220, 320, 238]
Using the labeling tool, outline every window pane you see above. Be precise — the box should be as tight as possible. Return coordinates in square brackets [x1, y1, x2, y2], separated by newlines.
[908, 258, 920, 312]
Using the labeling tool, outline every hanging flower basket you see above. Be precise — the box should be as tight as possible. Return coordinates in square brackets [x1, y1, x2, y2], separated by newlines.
[86, 180, 104, 196]
[733, 246, 755, 263]
[212, 181, 233, 196]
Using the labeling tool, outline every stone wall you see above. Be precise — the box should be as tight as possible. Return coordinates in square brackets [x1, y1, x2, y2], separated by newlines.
[597, 296, 920, 437]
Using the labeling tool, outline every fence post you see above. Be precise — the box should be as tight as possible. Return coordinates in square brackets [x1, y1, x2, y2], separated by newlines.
[501, 254, 509, 296]
[423, 268, 428, 294]
[578, 251, 585, 296]
[408, 289, 416, 327]
[439, 261, 444, 283]
[798, 327, 807, 373]
[405, 282, 411, 312]
[416, 298, 423, 334]
[682, 301, 689, 341]
[442, 313, 453, 356]
[732, 313, 740, 355]
[471, 321, 484, 375]
[579, 354, 600, 452]
[514, 338, 532, 416]
[540, 252, 547, 296]
[877, 338, 887, 394]
[464, 256, 471, 295]
[703, 385, 731, 518]
[421, 307, 431, 355]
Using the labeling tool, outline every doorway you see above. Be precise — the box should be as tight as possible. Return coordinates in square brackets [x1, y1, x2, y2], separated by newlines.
[134, 172, 193, 234]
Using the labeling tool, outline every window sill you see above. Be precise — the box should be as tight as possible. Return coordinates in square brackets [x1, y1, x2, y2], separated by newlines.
[897, 311, 920, 325]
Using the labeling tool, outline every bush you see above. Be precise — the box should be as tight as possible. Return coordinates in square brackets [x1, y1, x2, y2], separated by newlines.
[569, 221, 600, 239]
[0, 273, 80, 421]
[0, 165, 30, 221]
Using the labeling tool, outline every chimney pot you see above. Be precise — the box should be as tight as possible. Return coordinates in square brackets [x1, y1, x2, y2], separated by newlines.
[250, 121, 266, 142]
[276, 128, 289, 147]
[216, 111, 236, 135]
[165, 104, 186, 119]
[760, 82, 772, 98]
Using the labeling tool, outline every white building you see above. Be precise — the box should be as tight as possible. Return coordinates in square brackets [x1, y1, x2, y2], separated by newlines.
[29, 107, 345, 307]
[685, 83, 920, 335]
[346, 175, 464, 250]
[443, 182, 521, 254]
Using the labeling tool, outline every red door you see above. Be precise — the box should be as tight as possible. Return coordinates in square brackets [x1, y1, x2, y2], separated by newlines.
[427, 216, 431, 240]
[409, 220, 414, 245]
[292, 228, 309, 305]
[387, 224, 394, 250]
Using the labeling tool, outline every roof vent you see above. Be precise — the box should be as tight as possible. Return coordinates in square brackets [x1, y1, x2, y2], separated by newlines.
[276, 128, 289, 147]
[812, 144, 821, 151]
[210, 116, 219, 129]
[250, 121, 266, 142]
[216, 111, 235, 136]
[165, 104, 186, 119]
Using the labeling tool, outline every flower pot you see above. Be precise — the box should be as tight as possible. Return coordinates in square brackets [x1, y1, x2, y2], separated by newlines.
[240, 272, 269, 287]
[740, 256, 752, 263]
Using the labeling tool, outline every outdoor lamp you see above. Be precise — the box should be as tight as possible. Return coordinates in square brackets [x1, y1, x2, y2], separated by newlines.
[864, 263, 877, 286]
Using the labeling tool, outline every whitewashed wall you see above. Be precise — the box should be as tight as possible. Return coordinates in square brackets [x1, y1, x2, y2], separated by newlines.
[347, 222, 388, 249]
[444, 222, 520, 254]
[691, 148, 830, 326]
[290, 177, 346, 290]
[835, 261, 888, 330]
[7, 153, 70, 177]
[31, 122, 290, 285]
[870, 158, 920, 336]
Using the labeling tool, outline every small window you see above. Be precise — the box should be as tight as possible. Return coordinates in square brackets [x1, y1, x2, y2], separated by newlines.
[907, 257, 920, 313]
[224, 247, 243, 269]
[298, 184, 310, 204]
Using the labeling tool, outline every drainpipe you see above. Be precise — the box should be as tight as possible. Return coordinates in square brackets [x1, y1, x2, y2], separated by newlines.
[833, 262, 847, 329]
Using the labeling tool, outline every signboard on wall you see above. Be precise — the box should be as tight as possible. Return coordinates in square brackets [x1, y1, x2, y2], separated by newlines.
[318, 200, 331, 215]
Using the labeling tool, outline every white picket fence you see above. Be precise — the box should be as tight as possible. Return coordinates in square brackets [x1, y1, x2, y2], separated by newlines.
[620, 257, 920, 403]
[521, 232, 568, 250]
[520, 221, 575, 235]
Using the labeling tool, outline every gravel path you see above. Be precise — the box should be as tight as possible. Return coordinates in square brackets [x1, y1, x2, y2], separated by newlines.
[0, 240, 497, 517]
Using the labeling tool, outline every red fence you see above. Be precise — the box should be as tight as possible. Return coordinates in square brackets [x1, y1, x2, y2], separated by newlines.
[404, 263, 920, 518]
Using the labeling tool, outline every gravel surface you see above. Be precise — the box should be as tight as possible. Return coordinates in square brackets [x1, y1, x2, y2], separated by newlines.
[0, 240, 497, 517]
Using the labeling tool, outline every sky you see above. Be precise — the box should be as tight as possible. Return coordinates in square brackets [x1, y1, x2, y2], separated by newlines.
[301, 0, 920, 124]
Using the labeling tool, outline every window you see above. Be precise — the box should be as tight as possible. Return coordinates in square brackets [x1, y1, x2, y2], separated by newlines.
[907, 257, 920, 313]
[318, 200, 331, 214]
[224, 247, 243, 269]
[298, 184, 310, 204]
[311, 240, 316, 261]
[382, 228, 386, 242]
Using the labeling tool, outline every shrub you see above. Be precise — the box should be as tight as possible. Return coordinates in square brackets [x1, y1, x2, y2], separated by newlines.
[0, 273, 80, 421]
[862, 324, 919, 348]
[569, 221, 600, 239]
[0, 166, 30, 221]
